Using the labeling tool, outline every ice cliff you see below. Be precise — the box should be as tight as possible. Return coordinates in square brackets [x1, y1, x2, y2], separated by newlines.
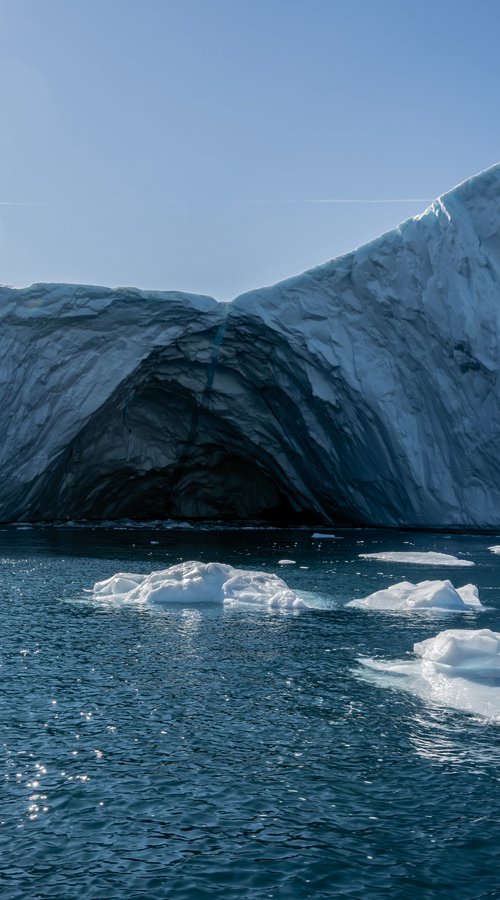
[3, 163, 500, 526]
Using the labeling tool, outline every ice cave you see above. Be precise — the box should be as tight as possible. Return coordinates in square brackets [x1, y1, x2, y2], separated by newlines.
[3, 163, 500, 526]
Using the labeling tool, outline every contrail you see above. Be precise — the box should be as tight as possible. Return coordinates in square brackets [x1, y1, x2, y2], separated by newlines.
[0, 200, 56, 207]
[239, 198, 432, 205]
[300, 198, 432, 204]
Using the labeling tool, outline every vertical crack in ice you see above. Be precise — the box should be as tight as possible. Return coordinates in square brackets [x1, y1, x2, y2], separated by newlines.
[205, 304, 230, 394]
[175, 304, 231, 485]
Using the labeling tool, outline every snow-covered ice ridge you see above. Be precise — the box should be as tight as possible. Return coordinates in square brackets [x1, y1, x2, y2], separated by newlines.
[4, 163, 500, 526]
[91, 561, 307, 609]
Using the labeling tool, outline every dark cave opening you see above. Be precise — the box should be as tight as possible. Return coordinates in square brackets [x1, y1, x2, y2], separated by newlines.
[19, 338, 361, 526]
[59, 454, 317, 524]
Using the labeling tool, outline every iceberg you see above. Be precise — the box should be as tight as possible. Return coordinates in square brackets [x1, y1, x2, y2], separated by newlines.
[360, 628, 500, 721]
[4, 164, 500, 526]
[414, 628, 500, 676]
[91, 560, 307, 609]
[359, 551, 474, 566]
[348, 579, 482, 611]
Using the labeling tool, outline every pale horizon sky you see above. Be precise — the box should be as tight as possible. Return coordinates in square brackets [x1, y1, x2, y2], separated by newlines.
[1, 0, 499, 299]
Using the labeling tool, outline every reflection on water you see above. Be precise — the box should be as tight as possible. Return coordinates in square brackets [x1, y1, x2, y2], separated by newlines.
[409, 710, 500, 767]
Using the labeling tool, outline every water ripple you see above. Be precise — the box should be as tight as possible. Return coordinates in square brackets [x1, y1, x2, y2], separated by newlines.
[0, 527, 499, 898]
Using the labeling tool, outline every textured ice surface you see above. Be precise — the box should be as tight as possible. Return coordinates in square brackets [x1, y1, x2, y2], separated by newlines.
[359, 551, 474, 567]
[5, 165, 500, 525]
[414, 629, 500, 675]
[348, 579, 482, 611]
[91, 560, 307, 609]
[360, 628, 500, 721]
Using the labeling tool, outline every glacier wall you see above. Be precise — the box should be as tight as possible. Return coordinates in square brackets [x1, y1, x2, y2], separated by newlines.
[3, 163, 500, 526]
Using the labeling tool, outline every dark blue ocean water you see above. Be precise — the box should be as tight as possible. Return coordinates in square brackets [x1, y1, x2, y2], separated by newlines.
[1, 526, 500, 899]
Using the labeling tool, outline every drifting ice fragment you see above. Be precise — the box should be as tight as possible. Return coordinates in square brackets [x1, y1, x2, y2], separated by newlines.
[359, 551, 474, 567]
[91, 560, 307, 609]
[414, 628, 500, 676]
[359, 628, 500, 721]
[348, 579, 482, 612]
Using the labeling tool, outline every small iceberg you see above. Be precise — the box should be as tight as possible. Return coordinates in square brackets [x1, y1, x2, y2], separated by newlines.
[91, 560, 308, 609]
[359, 628, 500, 721]
[414, 629, 500, 676]
[488, 546, 500, 554]
[359, 551, 474, 567]
[312, 533, 341, 539]
[347, 579, 483, 612]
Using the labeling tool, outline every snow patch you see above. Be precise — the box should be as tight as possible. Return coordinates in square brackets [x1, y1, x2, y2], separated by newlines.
[348, 579, 482, 612]
[359, 551, 474, 567]
[91, 560, 307, 609]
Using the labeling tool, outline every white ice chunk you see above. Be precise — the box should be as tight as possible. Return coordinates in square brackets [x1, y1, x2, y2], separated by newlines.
[359, 627, 500, 721]
[414, 628, 500, 676]
[348, 579, 483, 612]
[278, 559, 296, 565]
[91, 560, 307, 609]
[359, 551, 474, 567]
[488, 545, 500, 554]
[94, 572, 144, 595]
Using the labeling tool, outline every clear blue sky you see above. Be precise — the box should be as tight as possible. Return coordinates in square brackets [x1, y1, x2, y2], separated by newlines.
[1, 0, 499, 299]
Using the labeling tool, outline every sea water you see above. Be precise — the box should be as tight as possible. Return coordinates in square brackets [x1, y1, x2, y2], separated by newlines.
[1, 525, 500, 899]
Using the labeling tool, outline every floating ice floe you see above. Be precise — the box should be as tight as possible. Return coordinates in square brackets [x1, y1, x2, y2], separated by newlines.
[414, 629, 500, 675]
[359, 551, 474, 567]
[359, 628, 500, 721]
[278, 559, 296, 565]
[347, 579, 483, 612]
[312, 533, 341, 539]
[488, 545, 500, 554]
[91, 560, 307, 609]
